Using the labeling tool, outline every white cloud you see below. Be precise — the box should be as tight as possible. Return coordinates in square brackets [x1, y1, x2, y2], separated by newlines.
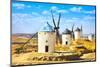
[27, 5, 31, 8]
[70, 7, 82, 12]
[71, 17, 80, 20]
[50, 6, 68, 14]
[83, 10, 95, 14]
[13, 3, 25, 9]
[32, 12, 40, 16]
[65, 18, 80, 23]
[83, 16, 95, 20]
[69, 7, 95, 14]
[13, 3, 31, 9]
[50, 6, 58, 11]
[42, 10, 50, 15]
[57, 10, 68, 13]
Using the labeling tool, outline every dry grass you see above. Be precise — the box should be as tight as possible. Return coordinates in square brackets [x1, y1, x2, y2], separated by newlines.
[74, 39, 95, 51]
[12, 37, 96, 66]
[80, 53, 95, 59]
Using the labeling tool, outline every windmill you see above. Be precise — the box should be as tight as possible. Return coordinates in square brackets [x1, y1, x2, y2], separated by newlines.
[51, 10, 61, 44]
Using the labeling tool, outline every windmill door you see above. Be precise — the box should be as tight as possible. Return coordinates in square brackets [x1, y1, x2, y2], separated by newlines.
[66, 41, 68, 45]
[45, 45, 48, 52]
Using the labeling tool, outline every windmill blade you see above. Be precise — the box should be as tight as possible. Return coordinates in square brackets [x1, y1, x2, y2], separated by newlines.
[57, 13, 61, 27]
[81, 25, 82, 31]
[47, 22, 50, 25]
[51, 10, 56, 28]
[22, 32, 38, 48]
[72, 24, 74, 32]
[25, 32, 37, 44]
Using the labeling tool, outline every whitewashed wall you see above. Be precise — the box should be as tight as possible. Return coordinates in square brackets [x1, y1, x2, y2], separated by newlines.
[62, 34, 72, 45]
[38, 32, 56, 53]
[74, 31, 81, 40]
[88, 34, 93, 41]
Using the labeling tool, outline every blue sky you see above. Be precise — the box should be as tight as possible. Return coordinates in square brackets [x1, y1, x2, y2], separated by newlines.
[12, 1, 96, 34]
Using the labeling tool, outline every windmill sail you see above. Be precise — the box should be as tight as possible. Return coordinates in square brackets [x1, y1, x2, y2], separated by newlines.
[51, 10, 56, 29]
[57, 13, 61, 44]
[51, 11, 61, 44]
[57, 13, 61, 28]
[21, 32, 38, 49]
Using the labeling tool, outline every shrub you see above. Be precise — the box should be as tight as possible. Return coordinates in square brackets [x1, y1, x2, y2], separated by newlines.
[15, 47, 23, 54]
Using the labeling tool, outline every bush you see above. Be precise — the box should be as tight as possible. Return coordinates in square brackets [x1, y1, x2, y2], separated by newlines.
[15, 47, 23, 54]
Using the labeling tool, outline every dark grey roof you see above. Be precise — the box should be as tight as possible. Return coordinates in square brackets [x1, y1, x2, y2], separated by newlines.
[75, 27, 81, 31]
[63, 28, 72, 34]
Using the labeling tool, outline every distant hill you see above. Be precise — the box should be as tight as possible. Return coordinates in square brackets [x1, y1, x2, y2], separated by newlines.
[12, 33, 38, 38]
[12, 33, 38, 43]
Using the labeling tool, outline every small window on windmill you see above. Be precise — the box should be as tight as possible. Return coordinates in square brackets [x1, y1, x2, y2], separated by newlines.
[46, 40, 48, 43]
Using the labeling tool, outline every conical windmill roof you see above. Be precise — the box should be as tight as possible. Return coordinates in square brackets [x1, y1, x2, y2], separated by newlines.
[39, 22, 54, 32]
[63, 28, 72, 34]
[75, 27, 81, 31]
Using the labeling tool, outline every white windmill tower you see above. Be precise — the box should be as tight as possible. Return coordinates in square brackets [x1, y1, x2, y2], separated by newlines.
[74, 27, 81, 40]
[88, 34, 94, 41]
[62, 29, 72, 46]
[38, 22, 56, 53]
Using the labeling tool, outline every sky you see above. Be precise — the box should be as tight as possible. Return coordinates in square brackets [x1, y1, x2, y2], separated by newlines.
[12, 1, 96, 34]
